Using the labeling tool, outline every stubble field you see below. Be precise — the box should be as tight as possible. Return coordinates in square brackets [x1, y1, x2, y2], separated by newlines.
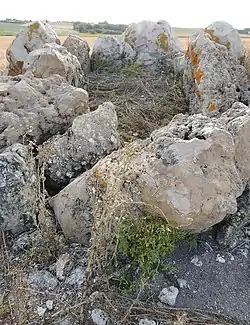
[1, 36, 250, 72]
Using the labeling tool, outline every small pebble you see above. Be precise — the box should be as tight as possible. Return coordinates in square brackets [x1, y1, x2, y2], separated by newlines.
[177, 278, 188, 289]
[216, 254, 226, 263]
[46, 300, 53, 310]
[191, 256, 203, 267]
[159, 286, 179, 306]
[37, 306, 46, 317]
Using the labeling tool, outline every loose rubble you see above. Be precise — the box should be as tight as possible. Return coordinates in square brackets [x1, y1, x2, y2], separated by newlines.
[41, 102, 119, 189]
[23, 43, 85, 87]
[0, 73, 89, 151]
[158, 286, 179, 306]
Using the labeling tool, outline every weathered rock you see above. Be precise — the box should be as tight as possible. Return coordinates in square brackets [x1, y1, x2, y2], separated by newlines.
[65, 266, 85, 287]
[205, 21, 245, 60]
[28, 270, 58, 291]
[55, 253, 72, 280]
[220, 102, 250, 185]
[52, 104, 250, 243]
[184, 27, 248, 116]
[91, 309, 109, 325]
[23, 43, 84, 87]
[6, 20, 60, 76]
[91, 20, 183, 73]
[121, 20, 183, 69]
[159, 286, 179, 306]
[41, 102, 119, 189]
[0, 144, 37, 235]
[63, 35, 90, 74]
[0, 73, 89, 151]
[91, 36, 136, 72]
[139, 319, 156, 325]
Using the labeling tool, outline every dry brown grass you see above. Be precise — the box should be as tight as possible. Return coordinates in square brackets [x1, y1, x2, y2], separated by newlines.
[88, 70, 187, 142]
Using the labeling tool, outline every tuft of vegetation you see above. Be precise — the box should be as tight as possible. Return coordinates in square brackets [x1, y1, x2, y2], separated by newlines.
[73, 20, 127, 35]
[114, 215, 191, 290]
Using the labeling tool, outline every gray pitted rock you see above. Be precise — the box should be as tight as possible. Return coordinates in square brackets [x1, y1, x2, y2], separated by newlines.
[6, 20, 60, 76]
[41, 102, 119, 189]
[63, 35, 90, 74]
[0, 144, 37, 235]
[91, 36, 136, 72]
[121, 20, 183, 68]
[0, 73, 89, 151]
[28, 270, 58, 291]
[184, 27, 248, 117]
[52, 103, 250, 243]
[205, 21, 245, 60]
[23, 43, 84, 87]
[91, 20, 183, 73]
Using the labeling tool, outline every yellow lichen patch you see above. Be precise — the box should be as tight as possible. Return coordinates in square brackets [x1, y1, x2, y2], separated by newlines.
[194, 68, 204, 85]
[185, 48, 189, 59]
[204, 28, 220, 44]
[190, 48, 202, 68]
[226, 41, 231, 49]
[195, 89, 201, 99]
[155, 33, 169, 53]
[208, 103, 216, 112]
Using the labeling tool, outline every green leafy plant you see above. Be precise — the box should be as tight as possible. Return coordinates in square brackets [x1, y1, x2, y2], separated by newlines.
[114, 215, 194, 290]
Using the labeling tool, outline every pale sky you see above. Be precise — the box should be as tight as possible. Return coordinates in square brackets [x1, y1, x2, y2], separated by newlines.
[1, 0, 250, 29]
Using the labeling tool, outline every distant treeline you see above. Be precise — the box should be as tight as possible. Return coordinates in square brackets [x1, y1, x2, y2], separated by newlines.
[73, 21, 127, 34]
[0, 18, 32, 24]
[238, 28, 250, 35]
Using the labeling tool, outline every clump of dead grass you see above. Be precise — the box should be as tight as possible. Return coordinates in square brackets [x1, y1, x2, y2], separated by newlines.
[88, 69, 188, 143]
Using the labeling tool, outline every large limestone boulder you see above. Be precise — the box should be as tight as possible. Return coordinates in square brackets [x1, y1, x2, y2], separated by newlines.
[91, 36, 136, 72]
[23, 43, 84, 87]
[183, 27, 248, 117]
[63, 35, 90, 74]
[0, 72, 89, 152]
[6, 20, 60, 76]
[52, 103, 250, 244]
[0, 144, 37, 235]
[121, 20, 183, 67]
[91, 20, 183, 72]
[40, 102, 120, 189]
[205, 21, 245, 60]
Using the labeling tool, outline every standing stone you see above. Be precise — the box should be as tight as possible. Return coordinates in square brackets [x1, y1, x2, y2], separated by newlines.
[63, 35, 90, 74]
[91, 20, 183, 73]
[6, 20, 60, 76]
[205, 21, 245, 60]
[91, 36, 136, 72]
[183, 25, 248, 117]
